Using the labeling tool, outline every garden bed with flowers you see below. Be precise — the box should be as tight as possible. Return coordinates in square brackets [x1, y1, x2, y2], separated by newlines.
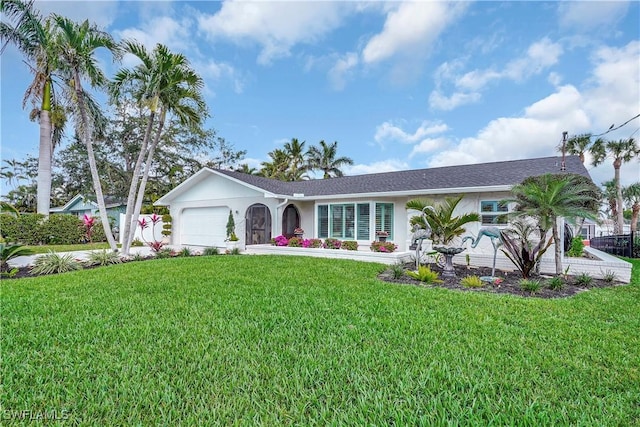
[270, 235, 397, 253]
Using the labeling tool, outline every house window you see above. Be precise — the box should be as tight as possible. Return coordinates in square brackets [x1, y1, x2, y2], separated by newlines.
[480, 201, 509, 225]
[375, 203, 394, 239]
[317, 203, 377, 240]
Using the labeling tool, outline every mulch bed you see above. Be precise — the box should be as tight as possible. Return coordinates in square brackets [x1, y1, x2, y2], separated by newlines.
[378, 263, 626, 299]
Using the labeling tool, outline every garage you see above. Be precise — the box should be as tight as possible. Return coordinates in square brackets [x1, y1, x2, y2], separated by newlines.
[180, 206, 229, 247]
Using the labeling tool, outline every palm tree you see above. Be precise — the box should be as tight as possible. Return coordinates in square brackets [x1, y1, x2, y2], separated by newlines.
[406, 195, 480, 246]
[623, 183, 640, 233]
[112, 42, 206, 255]
[235, 163, 257, 175]
[51, 15, 120, 250]
[507, 173, 600, 275]
[259, 148, 289, 180]
[282, 138, 309, 181]
[562, 133, 592, 163]
[591, 138, 639, 233]
[602, 179, 619, 225]
[307, 140, 353, 179]
[1, 0, 66, 216]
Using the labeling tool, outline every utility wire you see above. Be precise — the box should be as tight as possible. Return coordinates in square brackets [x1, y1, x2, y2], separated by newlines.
[592, 113, 640, 137]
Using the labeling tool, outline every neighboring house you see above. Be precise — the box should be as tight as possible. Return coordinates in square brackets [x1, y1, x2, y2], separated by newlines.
[155, 155, 591, 253]
[50, 195, 126, 228]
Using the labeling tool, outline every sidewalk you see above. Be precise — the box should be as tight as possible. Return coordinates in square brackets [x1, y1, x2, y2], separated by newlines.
[7, 246, 157, 268]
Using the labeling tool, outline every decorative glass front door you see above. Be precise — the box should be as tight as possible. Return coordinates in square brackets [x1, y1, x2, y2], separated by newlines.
[245, 204, 271, 245]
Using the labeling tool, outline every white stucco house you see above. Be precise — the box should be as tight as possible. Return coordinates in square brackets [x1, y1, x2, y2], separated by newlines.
[155, 155, 592, 251]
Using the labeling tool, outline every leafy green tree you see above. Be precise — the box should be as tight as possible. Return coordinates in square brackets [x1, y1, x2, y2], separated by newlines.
[591, 138, 639, 233]
[507, 173, 600, 275]
[283, 138, 309, 181]
[623, 183, 640, 233]
[1, 0, 66, 216]
[601, 179, 619, 223]
[111, 41, 207, 255]
[52, 15, 120, 250]
[406, 195, 480, 246]
[307, 140, 353, 179]
[259, 148, 290, 180]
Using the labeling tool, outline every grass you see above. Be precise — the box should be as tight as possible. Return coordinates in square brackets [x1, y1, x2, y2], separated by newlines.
[24, 242, 114, 254]
[2, 255, 639, 425]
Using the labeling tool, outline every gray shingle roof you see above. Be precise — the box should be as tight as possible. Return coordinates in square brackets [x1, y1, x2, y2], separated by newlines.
[217, 155, 590, 198]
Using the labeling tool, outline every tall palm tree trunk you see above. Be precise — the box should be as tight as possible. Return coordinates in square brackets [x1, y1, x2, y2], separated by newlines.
[126, 111, 166, 251]
[614, 163, 624, 234]
[120, 112, 155, 255]
[36, 102, 52, 216]
[73, 70, 117, 251]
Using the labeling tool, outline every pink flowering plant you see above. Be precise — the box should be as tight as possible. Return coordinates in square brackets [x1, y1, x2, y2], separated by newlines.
[370, 241, 397, 253]
[271, 235, 289, 246]
[303, 238, 323, 248]
[323, 238, 342, 249]
[83, 214, 96, 243]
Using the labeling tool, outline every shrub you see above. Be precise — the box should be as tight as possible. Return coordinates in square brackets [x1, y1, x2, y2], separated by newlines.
[177, 247, 193, 257]
[42, 214, 84, 245]
[272, 235, 288, 246]
[341, 240, 358, 251]
[520, 279, 541, 294]
[130, 252, 147, 262]
[287, 237, 302, 247]
[406, 265, 442, 283]
[323, 238, 342, 250]
[86, 250, 122, 266]
[499, 220, 550, 279]
[0, 213, 46, 245]
[31, 252, 83, 275]
[600, 270, 618, 284]
[633, 235, 640, 258]
[370, 241, 397, 253]
[228, 247, 241, 255]
[302, 238, 323, 248]
[575, 272, 594, 287]
[1, 244, 34, 272]
[460, 275, 484, 288]
[161, 214, 172, 237]
[147, 241, 165, 253]
[566, 237, 585, 257]
[155, 248, 175, 259]
[131, 239, 144, 247]
[388, 263, 405, 279]
[90, 220, 110, 243]
[202, 247, 219, 256]
[546, 276, 565, 290]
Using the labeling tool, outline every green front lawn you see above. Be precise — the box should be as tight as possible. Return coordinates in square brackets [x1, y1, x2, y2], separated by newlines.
[2, 256, 639, 425]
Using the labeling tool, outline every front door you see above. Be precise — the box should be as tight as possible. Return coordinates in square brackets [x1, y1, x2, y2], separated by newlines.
[245, 204, 271, 245]
[282, 204, 300, 238]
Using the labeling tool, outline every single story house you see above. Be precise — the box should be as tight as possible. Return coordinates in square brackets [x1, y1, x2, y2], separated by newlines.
[155, 155, 591, 254]
[50, 194, 126, 228]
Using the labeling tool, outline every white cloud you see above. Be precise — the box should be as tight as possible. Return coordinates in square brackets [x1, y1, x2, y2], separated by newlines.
[193, 59, 246, 95]
[430, 38, 563, 110]
[374, 121, 449, 144]
[115, 16, 192, 52]
[429, 90, 482, 111]
[409, 137, 448, 158]
[362, 2, 466, 64]
[558, 1, 630, 31]
[328, 52, 359, 91]
[197, 1, 349, 65]
[424, 41, 639, 186]
[347, 160, 409, 176]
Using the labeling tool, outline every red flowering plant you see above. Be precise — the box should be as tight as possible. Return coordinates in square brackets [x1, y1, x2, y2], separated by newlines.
[138, 214, 165, 252]
[83, 214, 96, 243]
[323, 238, 342, 249]
[303, 238, 323, 248]
[287, 237, 303, 247]
[370, 241, 397, 253]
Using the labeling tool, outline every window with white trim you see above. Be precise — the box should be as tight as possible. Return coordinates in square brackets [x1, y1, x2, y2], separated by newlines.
[316, 202, 391, 240]
[480, 200, 509, 225]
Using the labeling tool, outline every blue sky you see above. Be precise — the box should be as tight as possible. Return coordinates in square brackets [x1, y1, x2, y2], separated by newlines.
[1, 0, 639, 195]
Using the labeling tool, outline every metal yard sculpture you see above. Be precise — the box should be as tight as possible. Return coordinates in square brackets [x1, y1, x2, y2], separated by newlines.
[461, 227, 502, 280]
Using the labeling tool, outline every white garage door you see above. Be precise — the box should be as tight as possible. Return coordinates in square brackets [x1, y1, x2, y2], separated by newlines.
[180, 207, 228, 246]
